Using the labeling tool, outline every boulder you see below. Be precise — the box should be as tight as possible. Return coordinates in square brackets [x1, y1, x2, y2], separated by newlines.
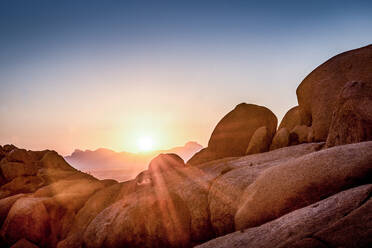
[57, 183, 124, 248]
[269, 128, 290, 150]
[313, 192, 372, 248]
[83, 189, 191, 248]
[208, 143, 324, 236]
[0, 162, 38, 182]
[289, 125, 313, 145]
[278, 106, 311, 131]
[0, 197, 50, 247]
[326, 81, 372, 147]
[197, 184, 372, 248]
[235, 141, 372, 230]
[0, 194, 26, 226]
[148, 153, 185, 175]
[245, 126, 272, 155]
[208, 103, 277, 157]
[296, 44, 372, 141]
[187, 148, 219, 166]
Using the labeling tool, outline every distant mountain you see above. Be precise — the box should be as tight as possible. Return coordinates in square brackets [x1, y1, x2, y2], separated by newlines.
[64, 141, 202, 181]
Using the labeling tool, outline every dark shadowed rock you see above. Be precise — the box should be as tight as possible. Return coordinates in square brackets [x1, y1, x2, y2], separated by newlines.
[245, 126, 272, 155]
[269, 128, 290, 150]
[0, 162, 38, 182]
[0, 194, 27, 226]
[1, 176, 44, 197]
[197, 184, 372, 248]
[289, 125, 313, 145]
[279, 106, 311, 131]
[326, 81, 372, 148]
[208, 103, 277, 157]
[6, 149, 36, 164]
[10, 238, 39, 248]
[297, 44, 372, 141]
[235, 141, 372, 230]
[0, 197, 50, 247]
[313, 193, 372, 248]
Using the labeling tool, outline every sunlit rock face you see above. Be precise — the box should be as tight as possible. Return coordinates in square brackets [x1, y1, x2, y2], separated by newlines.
[296, 44, 372, 141]
[188, 103, 277, 165]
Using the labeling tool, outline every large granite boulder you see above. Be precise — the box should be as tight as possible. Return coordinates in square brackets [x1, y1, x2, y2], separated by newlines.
[188, 103, 277, 165]
[326, 81, 372, 147]
[235, 141, 372, 230]
[296, 44, 372, 141]
[269, 128, 290, 150]
[278, 106, 311, 131]
[197, 184, 372, 248]
[245, 126, 272, 155]
[208, 103, 277, 157]
[208, 143, 323, 236]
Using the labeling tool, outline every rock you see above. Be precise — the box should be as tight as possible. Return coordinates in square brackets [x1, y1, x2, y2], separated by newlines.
[289, 125, 313, 145]
[83, 189, 191, 248]
[279, 106, 311, 131]
[208, 103, 277, 157]
[6, 149, 35, 164]
[313, 192, 372, 248]
[326, 81, 372, 147]
[297, 44, 372, 141]
[187, 148, 219, 166]
[2, 145, 17, 153]
[10, 239, 39, 248]
[57, 183, 124, 248]
[0, 194, 26, 226]
[39, 151, 75, 171]
[269, 128, 290, 150]
[0, 162, 38, 182]
[148, 153, 185, 175]
[197, 184, 372, 248]
[0, 197, 50, 247]
[1, 176, 44, 196]
[235, 141, 372, 230]
[245, 126, 272, 155]
[208, 143, 323, 236]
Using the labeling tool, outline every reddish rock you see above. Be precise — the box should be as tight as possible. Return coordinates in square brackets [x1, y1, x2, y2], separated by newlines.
[297, 44, 372, 141]
[245, 126, 273, 155]
[326, 81, 372, 147]
[279, 106, 311, 131]
[270, 128, 290, 150]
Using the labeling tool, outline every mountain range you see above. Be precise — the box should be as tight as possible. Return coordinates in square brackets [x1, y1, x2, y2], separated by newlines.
[64, 141, 202, 181]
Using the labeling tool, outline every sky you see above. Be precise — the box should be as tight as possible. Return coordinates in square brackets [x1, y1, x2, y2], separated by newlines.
[1, 0, 372, 155]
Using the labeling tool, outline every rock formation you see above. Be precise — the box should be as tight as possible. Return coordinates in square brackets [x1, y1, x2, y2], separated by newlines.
[296, 44, 372, 141]
[1, 45, 372, 248]
[188, 103, 277, 165]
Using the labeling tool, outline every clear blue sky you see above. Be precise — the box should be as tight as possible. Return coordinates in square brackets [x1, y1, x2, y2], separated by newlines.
[1, 0, 372, 154]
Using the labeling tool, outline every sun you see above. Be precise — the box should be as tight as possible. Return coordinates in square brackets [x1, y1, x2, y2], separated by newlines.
[137, 136, 154, 151]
